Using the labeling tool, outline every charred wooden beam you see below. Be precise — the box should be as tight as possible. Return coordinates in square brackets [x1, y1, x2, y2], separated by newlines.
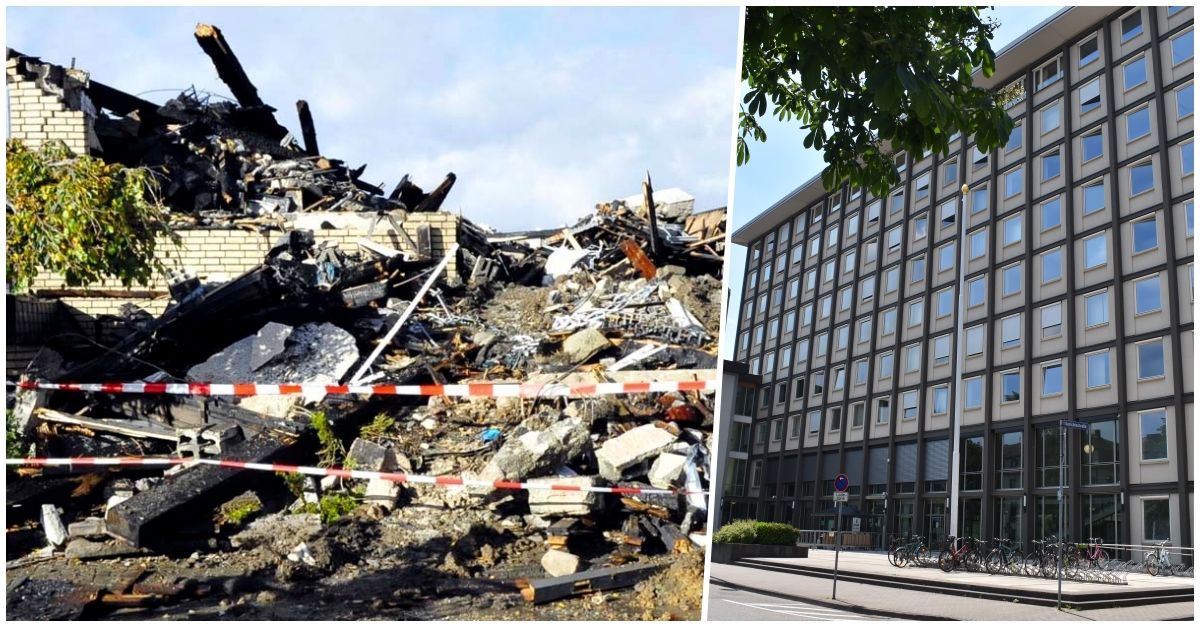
[193, 24, 265, 108]
[643, 171, 661, 259]
[412, 172, 457, 213]
[295, 100, 319, 156]
[515, 563, 662, 604]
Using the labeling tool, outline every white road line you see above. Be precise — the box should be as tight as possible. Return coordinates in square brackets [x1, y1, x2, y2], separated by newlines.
[721, 599, 864, 621]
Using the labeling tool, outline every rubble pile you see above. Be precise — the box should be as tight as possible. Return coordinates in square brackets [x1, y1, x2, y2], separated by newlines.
[6, 24, 725, 622]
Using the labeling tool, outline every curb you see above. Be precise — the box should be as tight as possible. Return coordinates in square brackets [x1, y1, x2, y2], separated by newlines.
[707, 576, 953, 621]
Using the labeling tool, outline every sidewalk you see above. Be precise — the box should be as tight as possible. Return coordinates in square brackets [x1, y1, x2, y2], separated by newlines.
[708, 563, 1196, 621]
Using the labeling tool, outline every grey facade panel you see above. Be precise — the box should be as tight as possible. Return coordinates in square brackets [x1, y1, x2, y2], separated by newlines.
[896, 442, 918, 483]
[802, 454, 817, 481]
[845, 448, 863, 486]
[868, 446, 889, 485]
[924, 439, 949, 481]
[822, 451, 840, 479]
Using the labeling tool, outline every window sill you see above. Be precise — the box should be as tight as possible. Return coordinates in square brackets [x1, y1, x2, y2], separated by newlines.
[1041, 392, 1064, 398]
[1134, 308, 1163, 317]
[1083, 263, 1108, 272]
[1140, 458, 1169, 465]
[1123, 80, 1148, 93]
[1131, 246, 1159, 257]
[1136, 374, 1167, 383]
[1041, 277, 1063, 286]
[1000, 400, 1021, 406]
[1043, 332, 1063, 340]
[1085, 384, 1111, 391]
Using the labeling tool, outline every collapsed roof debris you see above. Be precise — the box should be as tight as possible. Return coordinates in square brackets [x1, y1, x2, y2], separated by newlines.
[5, 23, 724, 622]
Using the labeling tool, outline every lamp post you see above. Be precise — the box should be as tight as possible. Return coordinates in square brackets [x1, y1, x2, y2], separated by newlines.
[949, 183, 969, 538]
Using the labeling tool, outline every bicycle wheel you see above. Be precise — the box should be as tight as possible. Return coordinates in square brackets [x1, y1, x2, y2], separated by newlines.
[1040, 554, 1056, 579]
[1022, 553, 1040, 577]
[938, 551, 954, 572]
[1096, 548, 1109, 567]
[888, 544, 899, 567]
[1007, 550, 1024, 575]
[965, 550, 983, 572]
[1146, 554, 1162, 577]
[894, 547, 909, 568]
[986, 550, 1002, 575]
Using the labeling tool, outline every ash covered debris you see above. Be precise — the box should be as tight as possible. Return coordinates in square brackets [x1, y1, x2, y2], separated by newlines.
[6, 23, 724, 622]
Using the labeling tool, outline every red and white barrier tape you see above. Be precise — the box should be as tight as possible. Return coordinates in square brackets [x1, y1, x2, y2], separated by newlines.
[14, 379, 715, 398]
[5, 456, 706, 496]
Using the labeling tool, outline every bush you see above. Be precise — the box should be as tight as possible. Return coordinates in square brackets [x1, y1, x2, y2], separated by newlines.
[712, 519, 758, 544]
[754, 522, 802, 546]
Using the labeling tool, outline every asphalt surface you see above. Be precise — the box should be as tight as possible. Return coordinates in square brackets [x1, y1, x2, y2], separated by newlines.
[706, 582, 891, 621]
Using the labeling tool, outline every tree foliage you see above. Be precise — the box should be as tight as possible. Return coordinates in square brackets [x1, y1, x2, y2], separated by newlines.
[739, 6, 1015, 197]
[6, 139, 176, 290]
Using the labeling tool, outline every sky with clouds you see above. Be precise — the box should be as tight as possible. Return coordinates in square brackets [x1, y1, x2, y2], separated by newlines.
[721, 6, 1067, 358]
[6, 6, 740, 231]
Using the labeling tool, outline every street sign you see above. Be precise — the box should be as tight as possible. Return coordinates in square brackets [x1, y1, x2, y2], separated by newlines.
[1063, 419, 1088, 430]
[833, 491, 849, 502]
[834, 474, 849, 492]
[852, 517, 861, 532]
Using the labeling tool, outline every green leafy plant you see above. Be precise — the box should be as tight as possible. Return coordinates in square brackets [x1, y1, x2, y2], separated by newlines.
[7, 410, 29, 459]
[311, 411, 344, 468]
[6, 139, 179, 291]
[359, 413, 395, 441]
[278, 471, 308, 500]
[753, 522, 802, 546]
[739, 7, 1014, 197]
[223, 500, 262, 525]
[713, 519, 758, 544]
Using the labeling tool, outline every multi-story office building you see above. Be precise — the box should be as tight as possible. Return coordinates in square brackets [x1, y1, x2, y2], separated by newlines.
[714, 360, 762, 527]
[726, 6, 1193, 557]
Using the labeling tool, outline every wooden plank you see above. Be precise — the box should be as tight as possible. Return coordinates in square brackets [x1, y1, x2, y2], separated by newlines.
[35, 409, 177, 442]
[295, 100, 320, 156]
[620, 239, 657, 280]
[515, 563, 662, 604]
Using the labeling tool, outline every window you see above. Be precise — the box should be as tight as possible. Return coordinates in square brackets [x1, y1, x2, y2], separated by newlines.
[936, 288, 953, 317]
[827, 225, 840, 247]
[852, 402, 865, 428]
[1086, 351, 1110, 388]
[1134, 275, 1161, 314]
[1082, 420, 1120, 486]
[1130, 161, 1154, 196]
[882, 308, 896, 335]
[1003, 79, 1026, 110]
[739, 332, 748, 351]
[967, 276, 986, 307]
[796, 339, 809, 364]
[805, 270, 817, 292]
[801, 304, 813, 326]
[1081, 132, 1103, 163]
[762, 265, 772, 284]
[829, 407, 842, 432]
[823, 260, 836, 283]
[753, 325, 764, 346]
[1084, 233, 1107, 269]
[911, 257, 926, 282]
[758, 293, 768, 313]
[940, 200, 956, 227]
[1042, 249, 1062, 283]
[891, 190, 905, 214]
[973, 146, 988, 170]
[861, 276, 875, 302]
[1168, 5, 1185, 15]
[809, 411, 821, 435]
[789, 278, 800, 299]
[914, 214, 928, 239]
[1077, 82, 1101, 121]
[1035, 56, 1062, 91]
[1124, 56, 1147, 91]
[1084, 181, 1106, 214]
[1042, 151, 1060, 181]
[847, 213, 859, 236]
[1079, 36, 1099, 67]
[1005, 167, 1023, 198]
[794, 213, 807, 235]
[1034, 427, 1067, 489]
[1172, 29, 1193, 66]
[809, 237, 820, 258]
[868, 200, 881, 223]
[1005, 123, 1023, 152]
[791, 246, 803, 266]
[944, 161, 958, 185]
[1121, 10, 1142, 42]
[765, 351, 776, 374]
[1182, 140, 1194, 176]
[1137, 340, 1165, 379]
[905, 344, 921, 372]
[884, 266, 899, 292]
[813, 372, 825, 395]
[835, 325, 849, 351]
[1041, 302, 1062, 338]
[1003, 264, 1022, 296]
[1179, 83, 1194, 119]
[1127, 106, 1151, 141]
[934, 335, 951, 365]
[895, 152, 907, 173]
[775, 382, 787, 406]
[772, 287, 783, 307]
[971, 186, 988, 214]
[908, 299, 923, 327]
[1140, 410, 1168, 461]
[781, 345, 792, 366]
[1043, 362, 1064, 395]
[933, 386, 949, 414]
[887, 226, 902, 251]
[1132, 218, 1158, 254]
[996, 431, 1024, 490]
[1187, 201, 1195, 237]
[916, 173, 930, 200]
[902, 390, 918, 419]
[776, 255, 787, 274]
[1001, 371, 1021, 403]
[966, 325, 984, 356]
[750, 357, 761, 374]
[1041, 102, 1060, 132]
[833, 367, 846, 391]
[1001, 315, 1021, 349]
[855, 360, 869, 385]
[1143, 499, 1171, 542]
[839, 287, 852, 311]
[820, 295, 832, 319]
[880, 352, 894, 378]
[1004, 214, 1022, 245]
[858, 318, 871, 343]
[812, 207, 823, 224]
[851, 186, 862, 200]
[791, 376, 807, 400]
[1086, 291, 1109, 327]
[961, 378, 982, 410]
[768, 318, 780, 340]
[815, 333, 828, 357]
[939, 243, 955, 271]
[959, 232, 982, 265]
[864, 239, 878, 263]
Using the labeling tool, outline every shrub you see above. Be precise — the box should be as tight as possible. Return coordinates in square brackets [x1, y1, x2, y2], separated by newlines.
[712, 519, 758, 544]
[754, 522, 802, 546]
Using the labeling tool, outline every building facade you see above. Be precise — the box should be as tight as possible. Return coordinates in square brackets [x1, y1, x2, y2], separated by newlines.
[726, 6, 1193, 558]
[713, 360, 762, 527]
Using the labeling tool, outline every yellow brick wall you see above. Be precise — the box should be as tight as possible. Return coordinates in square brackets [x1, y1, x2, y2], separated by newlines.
[5, 57, 92, 156]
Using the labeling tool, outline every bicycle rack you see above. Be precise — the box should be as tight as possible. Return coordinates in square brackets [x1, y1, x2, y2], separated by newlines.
[888, 541, 1131, 585]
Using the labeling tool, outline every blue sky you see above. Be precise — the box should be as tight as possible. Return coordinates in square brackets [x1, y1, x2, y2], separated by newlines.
[721, 6, 1066, 358]
[6, 7, 739, 231]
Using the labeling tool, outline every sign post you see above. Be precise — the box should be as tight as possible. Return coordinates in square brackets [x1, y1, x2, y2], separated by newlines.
[1059, 419, 1087, 610]
[832, 474, 849, 600]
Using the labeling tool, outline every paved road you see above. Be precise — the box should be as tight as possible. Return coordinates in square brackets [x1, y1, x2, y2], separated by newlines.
[707, 583, 890, 621]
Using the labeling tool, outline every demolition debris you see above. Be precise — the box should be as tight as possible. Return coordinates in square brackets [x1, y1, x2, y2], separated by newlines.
[6, 24, 724, 622]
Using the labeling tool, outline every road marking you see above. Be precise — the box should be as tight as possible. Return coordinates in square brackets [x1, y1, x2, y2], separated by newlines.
[721, 599, 878, 621]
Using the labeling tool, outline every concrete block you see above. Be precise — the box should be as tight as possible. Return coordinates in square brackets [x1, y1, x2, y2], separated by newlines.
[648, 452, 688, 489]
[41, 504, 68, 547]
[68, 517, 108, 539]
[527, 475, 600, 516]
[363, 477, 401, 511]
[347, 438, 398, 472]
[561, 328, 612, 363]
[595, 424, 677, 482]
[541, 549, 581, 577]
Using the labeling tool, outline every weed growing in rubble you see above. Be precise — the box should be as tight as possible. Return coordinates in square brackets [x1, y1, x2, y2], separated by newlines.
[223, 500, 262, 525]
[311, 411, 344, 468]
[277, 471, 361, 525]
[6, 411, 28, 460]
[359, 413, 395, 442]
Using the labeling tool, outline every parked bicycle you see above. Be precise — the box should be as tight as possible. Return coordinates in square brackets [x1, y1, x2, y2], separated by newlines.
[1079, 537, 1110, 570]
[1040, 536, 1080, 578]
[938, 536, 982, 573]
[1024, 538, 1053, 578]
[1145, 541, 1174, 576]
[892, 535, 932, 569]
[985, 537, 1024, 575]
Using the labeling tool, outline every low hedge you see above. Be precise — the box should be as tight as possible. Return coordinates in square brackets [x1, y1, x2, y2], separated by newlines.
[713, 519, 801, 545]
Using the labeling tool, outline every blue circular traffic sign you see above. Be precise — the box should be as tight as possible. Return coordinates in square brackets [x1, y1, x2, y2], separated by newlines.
[834, 474, 849, 492]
